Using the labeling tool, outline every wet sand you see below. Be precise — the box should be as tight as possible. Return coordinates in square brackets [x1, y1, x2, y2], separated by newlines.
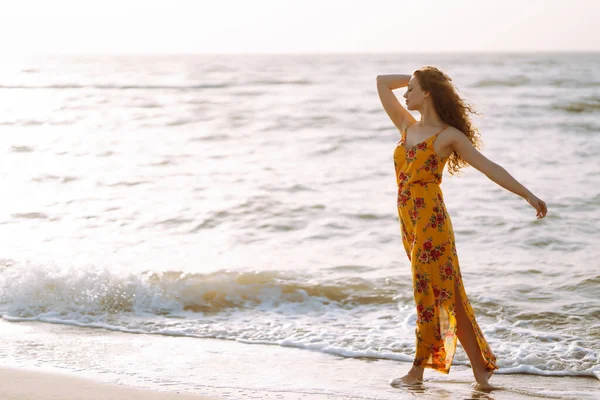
[0, 366, 219, 400]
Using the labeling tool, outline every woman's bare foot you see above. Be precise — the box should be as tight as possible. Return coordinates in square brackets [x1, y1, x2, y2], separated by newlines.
[471, 367, 494, 390]
[389, 366, 424, 387]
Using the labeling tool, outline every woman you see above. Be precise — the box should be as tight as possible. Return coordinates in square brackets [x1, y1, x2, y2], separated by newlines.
[376, 66, 547, 389]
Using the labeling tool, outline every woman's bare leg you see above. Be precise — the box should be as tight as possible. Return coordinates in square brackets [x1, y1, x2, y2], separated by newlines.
[454, 288, 493, 388]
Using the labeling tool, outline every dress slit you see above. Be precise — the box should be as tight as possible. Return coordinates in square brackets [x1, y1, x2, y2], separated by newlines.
[453, 275, 498, 372]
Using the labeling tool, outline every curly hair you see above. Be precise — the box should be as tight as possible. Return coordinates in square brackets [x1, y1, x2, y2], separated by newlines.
[413, 66, 482, 176]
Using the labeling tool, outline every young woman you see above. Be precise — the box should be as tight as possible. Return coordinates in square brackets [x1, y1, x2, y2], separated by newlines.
[376, 66, 547, 389]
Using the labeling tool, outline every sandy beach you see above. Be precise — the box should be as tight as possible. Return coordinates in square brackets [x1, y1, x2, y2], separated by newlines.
[0, 366, 217, 400]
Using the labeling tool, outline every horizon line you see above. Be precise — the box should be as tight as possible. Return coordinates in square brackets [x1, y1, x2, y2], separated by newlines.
[6, 49, 600, 57]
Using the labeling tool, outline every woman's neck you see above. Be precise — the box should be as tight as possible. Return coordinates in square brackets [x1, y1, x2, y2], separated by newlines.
[418, 105, 444, 127]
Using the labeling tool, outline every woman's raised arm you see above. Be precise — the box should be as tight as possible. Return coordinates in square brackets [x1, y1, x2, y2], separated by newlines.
[376, 74, 416, 133]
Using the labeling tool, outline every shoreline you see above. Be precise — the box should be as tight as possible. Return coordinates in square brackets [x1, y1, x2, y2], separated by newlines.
[2, 364, 598, 400]
[1, 320, 598, 400]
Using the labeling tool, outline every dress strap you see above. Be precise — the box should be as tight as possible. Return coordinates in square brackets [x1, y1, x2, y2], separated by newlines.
[430, 125, 450, 141]
[435, 125, 449, 135]
[401, 122, 448, 145]
[401, 121, 416, 143]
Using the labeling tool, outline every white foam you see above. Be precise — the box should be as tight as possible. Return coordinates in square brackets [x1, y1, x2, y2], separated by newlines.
[1, 261, 599, 381]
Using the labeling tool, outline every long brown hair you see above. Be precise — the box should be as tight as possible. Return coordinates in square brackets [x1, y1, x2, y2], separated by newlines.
[414, 66, 482, 176]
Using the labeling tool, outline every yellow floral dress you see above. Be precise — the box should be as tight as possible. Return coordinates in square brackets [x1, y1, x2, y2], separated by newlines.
[393, 122, 498, 373]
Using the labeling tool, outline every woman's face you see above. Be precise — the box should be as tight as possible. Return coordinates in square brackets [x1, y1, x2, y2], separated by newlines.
[403, 76, 428, 111]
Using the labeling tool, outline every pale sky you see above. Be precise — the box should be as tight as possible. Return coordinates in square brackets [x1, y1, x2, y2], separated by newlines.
[3, 0, 599, 54]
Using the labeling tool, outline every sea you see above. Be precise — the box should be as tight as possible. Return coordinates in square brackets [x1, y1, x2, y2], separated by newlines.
[0, 52, 598, 399]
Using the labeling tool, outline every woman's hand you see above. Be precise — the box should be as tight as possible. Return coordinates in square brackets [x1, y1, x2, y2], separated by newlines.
[526, 193, 548, 219]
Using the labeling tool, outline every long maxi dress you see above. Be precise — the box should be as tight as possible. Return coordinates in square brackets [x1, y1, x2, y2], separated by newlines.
[393, 121, 498, 373]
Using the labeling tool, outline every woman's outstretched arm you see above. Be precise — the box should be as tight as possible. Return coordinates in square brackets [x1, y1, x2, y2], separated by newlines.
[448, 129, 548, 219]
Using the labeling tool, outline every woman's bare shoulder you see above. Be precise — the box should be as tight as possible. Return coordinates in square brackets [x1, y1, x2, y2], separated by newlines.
[443, 126, 470, 143]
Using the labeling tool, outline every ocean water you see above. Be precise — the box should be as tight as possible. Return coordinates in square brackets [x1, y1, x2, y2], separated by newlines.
[0, 53, 599, 397]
